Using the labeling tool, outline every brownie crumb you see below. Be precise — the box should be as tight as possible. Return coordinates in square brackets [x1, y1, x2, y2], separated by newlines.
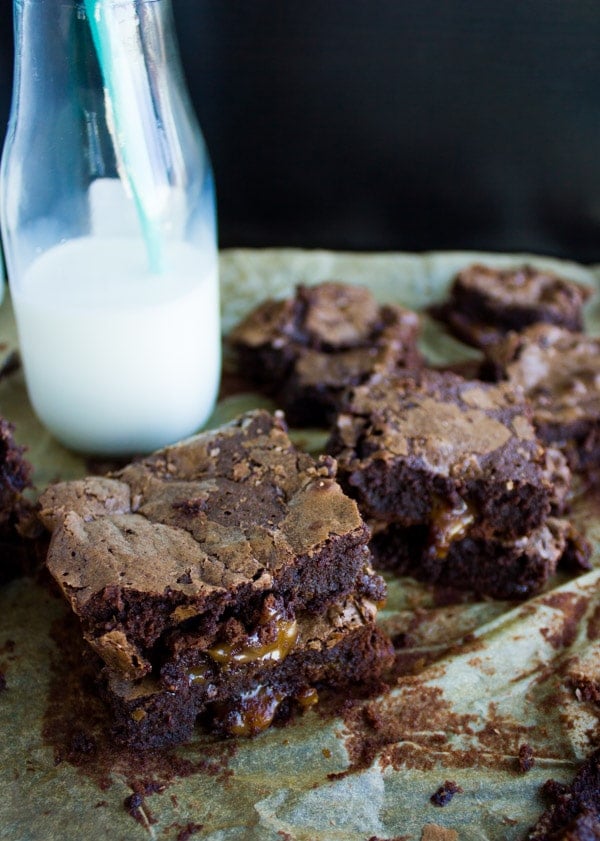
[124, 792, 143, 813]
[518, 743, 535, 773]
[430, 780, 463, 806]
[176, 823, 204, 841]
[124, 792, 157, 828]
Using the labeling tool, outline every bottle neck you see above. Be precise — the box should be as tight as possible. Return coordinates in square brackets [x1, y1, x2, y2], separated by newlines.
[11, 0, 181, 90]
[8, 0, 191, 165]
[2, 0, 211, 279]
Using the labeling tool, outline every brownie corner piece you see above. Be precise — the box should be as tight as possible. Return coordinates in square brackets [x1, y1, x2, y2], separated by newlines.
[328, 370, 556, 541]
[434, 263, 593, 349]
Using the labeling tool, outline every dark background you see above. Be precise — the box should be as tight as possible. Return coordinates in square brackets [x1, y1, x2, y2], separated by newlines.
[2, 1, 600, 261]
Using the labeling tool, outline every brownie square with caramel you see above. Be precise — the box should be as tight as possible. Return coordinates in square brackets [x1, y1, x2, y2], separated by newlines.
[328, 370, 559, 542]
[39, 410, 391, 747]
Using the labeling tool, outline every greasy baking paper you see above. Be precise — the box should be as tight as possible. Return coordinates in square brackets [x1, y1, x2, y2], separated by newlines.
[1, 249, 599, 841]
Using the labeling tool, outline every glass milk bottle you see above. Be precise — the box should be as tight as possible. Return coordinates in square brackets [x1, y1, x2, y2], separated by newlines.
[0, 0, 220, 455]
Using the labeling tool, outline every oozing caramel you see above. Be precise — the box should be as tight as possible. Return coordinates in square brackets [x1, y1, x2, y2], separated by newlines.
[220, 685, 285, 737]
[207, 608, 298, 669]
[212, 683, 320, 736]
[429, 497, 475, 559]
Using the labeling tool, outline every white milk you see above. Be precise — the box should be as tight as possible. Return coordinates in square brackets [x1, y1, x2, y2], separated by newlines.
[12, 236, 220, 454]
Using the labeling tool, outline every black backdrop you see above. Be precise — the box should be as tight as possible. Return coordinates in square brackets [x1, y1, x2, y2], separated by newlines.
[2, 1, 600, 261]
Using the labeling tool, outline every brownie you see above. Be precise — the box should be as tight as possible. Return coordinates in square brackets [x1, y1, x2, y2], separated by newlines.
[370, 517, 591, 600]
[526, 749, 600, 840]
[40, 410, 391, 746]
[433, 263, 592, 349]
[0, 418, 41, 582]
[229, 281, 421, 426]
[102, 593, 393, 749]
[483, 324, 600, 470]
[327, 369, 562, 543]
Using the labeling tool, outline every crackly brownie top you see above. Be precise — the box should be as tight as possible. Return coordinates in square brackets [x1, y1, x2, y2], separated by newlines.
[330, 369, 545, 480]
[39, 412, 368, 661]
[486, 324, 600, 426]
[452, 264, 592, 313]
[229, 280, 419, 351]
[292, 303, 420, 389]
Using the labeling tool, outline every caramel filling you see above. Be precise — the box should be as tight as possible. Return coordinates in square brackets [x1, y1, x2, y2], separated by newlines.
[429, 497, 475, 559]
[296, 686, 319, 708]
[221, 685, 286, 737]
[214, 684, 319, 736]
[207, 612, 299, 669]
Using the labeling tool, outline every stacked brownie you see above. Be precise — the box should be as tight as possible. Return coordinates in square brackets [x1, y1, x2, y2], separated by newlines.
[327, 370, 589, 600]
[433, 263, 592, 349]
[229, 281, 421, 426]
[483, 324, 600, 471]
[39, 411, 392, 748]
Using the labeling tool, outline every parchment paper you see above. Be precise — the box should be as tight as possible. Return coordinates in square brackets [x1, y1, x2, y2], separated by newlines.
[1, 249, 599, 841]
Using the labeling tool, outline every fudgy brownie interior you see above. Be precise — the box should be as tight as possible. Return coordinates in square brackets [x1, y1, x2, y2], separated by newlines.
[327, 368, 591, 599]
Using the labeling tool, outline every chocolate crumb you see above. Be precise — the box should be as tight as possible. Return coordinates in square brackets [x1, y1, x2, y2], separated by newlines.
[124, 792, 143, 814]
[123, 791, 157, 828]
[430, 780, 463, 806]
[518, 743, 535, 772]
[176, 823, 204, 841]
[0, 671, 6, 692]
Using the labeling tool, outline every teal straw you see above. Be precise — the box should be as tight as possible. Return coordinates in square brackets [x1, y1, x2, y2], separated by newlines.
[84, 0, 166, 274]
